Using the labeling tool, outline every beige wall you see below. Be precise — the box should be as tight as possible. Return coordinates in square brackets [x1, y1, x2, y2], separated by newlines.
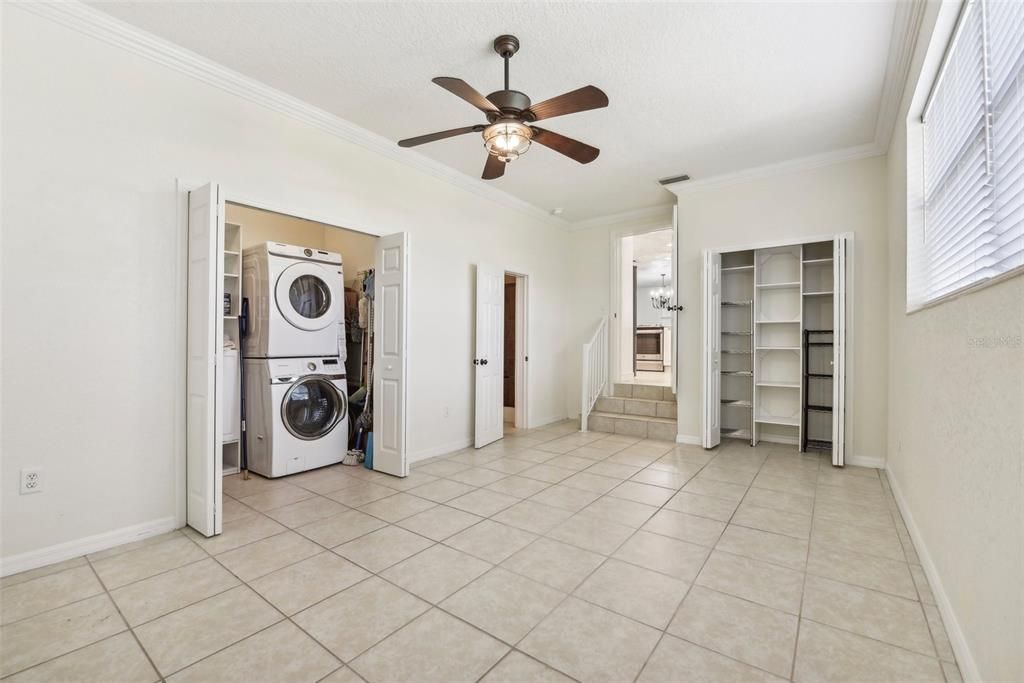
[668, 156, 890, 459]
[226, 203, 376, 281]
[883, 7, 1024, 681]
[2, 6, 571, 568]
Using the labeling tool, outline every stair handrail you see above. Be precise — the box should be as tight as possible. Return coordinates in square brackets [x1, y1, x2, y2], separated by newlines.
[581, 316, 609, 432]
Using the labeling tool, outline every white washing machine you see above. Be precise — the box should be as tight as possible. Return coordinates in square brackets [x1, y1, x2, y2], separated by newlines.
[242, 242, 345, 358]
[244, 356, 348, 478]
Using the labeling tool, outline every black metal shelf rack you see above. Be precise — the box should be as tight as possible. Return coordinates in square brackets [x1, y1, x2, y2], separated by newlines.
[802, 329, 834, 452]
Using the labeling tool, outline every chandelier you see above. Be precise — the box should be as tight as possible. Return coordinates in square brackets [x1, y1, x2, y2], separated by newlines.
[651, 274, 673, 310]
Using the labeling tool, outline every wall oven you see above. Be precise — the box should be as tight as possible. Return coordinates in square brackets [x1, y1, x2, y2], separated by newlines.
[636, 326, 664, 371]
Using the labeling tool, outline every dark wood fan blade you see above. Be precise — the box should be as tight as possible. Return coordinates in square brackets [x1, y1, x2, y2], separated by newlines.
[432, 77, 500, 114]
[525, 85, 608, 121]
[482, 154, 506, 180]
[530, 127, 600, 164]
[398, 125, 482, 148]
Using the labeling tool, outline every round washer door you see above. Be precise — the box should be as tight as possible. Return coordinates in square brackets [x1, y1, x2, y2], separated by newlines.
[275, 262, 340, 332]
[280, 377, 347, 440]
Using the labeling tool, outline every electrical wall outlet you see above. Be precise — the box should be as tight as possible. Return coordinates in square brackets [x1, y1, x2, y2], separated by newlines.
[20, 469, 42, 495]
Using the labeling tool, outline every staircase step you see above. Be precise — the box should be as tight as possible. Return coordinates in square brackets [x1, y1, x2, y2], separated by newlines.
[587, 411, 677, 441]
[595, 396, 676, 419]
[613, 383, 675, 401]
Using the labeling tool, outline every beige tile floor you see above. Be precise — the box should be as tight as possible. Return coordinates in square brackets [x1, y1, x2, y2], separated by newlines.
[0, 421, 963, 683]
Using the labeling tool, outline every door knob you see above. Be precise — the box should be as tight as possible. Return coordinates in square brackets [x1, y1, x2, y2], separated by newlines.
[473, 359, 480, 365]
[481, 359, 489, 365]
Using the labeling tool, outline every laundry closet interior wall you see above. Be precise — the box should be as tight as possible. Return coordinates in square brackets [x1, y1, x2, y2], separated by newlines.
[227, 204, 376, 276]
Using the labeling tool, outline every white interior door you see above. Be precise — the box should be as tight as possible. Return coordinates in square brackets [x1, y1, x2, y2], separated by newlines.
[832, 236, 848, 467]
[671, 205, 680, 393]
[186, 183, 224, 537]
[373, 232, 409, 477]
[702, 251, 722, 448]
[474, 264, 504, 448]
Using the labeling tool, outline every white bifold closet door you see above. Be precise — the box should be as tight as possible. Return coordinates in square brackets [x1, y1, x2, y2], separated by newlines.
[474, 264, 505, 448]
[373, 232, 410, 477]
[701, 250, 722, 448]
[832, 235, 848, 467]
[186, 182, 224, 537]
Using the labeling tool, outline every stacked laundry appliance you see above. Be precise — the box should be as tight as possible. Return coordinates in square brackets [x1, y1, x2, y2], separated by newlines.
[241, 243, 349, 478]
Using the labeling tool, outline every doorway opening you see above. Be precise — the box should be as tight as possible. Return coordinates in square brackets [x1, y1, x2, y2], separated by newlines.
[473, 265, 528, 449]
[618, 228, 675, 388]
[503, 272, 528, 432]
[184, 181, 409, 538]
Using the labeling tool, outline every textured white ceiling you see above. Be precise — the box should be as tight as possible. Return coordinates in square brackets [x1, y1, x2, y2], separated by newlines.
[628, 229, 674, 287]
[90, 1, 897, 222]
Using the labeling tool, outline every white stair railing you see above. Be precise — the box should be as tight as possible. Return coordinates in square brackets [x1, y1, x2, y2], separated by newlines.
[580, 316, 609, 432]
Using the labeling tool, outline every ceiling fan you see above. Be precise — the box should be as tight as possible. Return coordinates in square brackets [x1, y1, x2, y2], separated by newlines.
[397, 35, 609, 180]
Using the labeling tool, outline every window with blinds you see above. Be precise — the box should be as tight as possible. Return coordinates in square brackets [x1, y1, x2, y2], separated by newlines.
[916, 0, 1024, 306]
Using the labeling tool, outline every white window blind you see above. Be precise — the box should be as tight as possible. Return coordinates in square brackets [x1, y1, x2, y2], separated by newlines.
[917, 0, 1024, 306]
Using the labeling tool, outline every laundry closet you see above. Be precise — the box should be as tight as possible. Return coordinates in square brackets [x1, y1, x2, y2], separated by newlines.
[702, 236, 848, 465]
[218, 204, 379, 479]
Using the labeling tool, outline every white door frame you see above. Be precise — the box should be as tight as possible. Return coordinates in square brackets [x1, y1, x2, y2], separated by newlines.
[607, 222, 675, 388]
[175, 180, 409, 530]
[701, 231, 854, 460]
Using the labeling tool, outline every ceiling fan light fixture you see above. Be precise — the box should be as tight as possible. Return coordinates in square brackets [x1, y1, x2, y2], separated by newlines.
[483, 120, 532, 162]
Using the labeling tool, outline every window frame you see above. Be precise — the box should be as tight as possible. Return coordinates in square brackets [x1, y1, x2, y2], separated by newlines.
[906, 0, 1024, 313]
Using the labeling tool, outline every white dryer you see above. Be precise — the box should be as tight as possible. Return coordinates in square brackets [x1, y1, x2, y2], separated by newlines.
[242, 242, 344, 358]
[244, 356, 348, 478]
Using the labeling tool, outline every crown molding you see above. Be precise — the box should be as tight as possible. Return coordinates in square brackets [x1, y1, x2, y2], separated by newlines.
[567, 204, 673, 233]
[15, 1, 568, 229]
[873, 0, 928, 153]
[664, 141, 882, 196]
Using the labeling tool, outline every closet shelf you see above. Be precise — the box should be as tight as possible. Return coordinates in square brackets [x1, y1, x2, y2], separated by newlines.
[757, 381, 799, 388]
[722, 265, 754, 272]
[803, 290, 833, 297]
[803, 257, 833, 265]
[722, 331, 753, 336]
[808, 405, 833, 413]
[721, 370, 753, 376]
[755, 415, 800, 427]
[224, 250, 240, 257]
[722, 350, 753, 355]
[224, 273, 240, 278]
[721, 399, 752, 407]
[807, 342, 834, 347]
[721, 301, 752, 306]
[756, 319, 800, 324]
[806, 373, 833, 379]
[756, 282, 800, 289]
[756, 346, 800, 351]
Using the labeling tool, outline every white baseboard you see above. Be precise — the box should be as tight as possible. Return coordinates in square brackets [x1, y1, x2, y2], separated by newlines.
[885, 470, 980, 682]
[408, 437, 473, 464]
[846, 454, 886, 469]
[0, 516, 179, 578]
[529, 413, 570, 430]
[676, 433, 702, 446]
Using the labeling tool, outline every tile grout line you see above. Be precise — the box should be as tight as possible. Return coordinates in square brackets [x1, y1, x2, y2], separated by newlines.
[787, 454, 820, 682]
[633, 440, 779, 682]
[84, 553, 168, 683]
[8, 424, 947, 682]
